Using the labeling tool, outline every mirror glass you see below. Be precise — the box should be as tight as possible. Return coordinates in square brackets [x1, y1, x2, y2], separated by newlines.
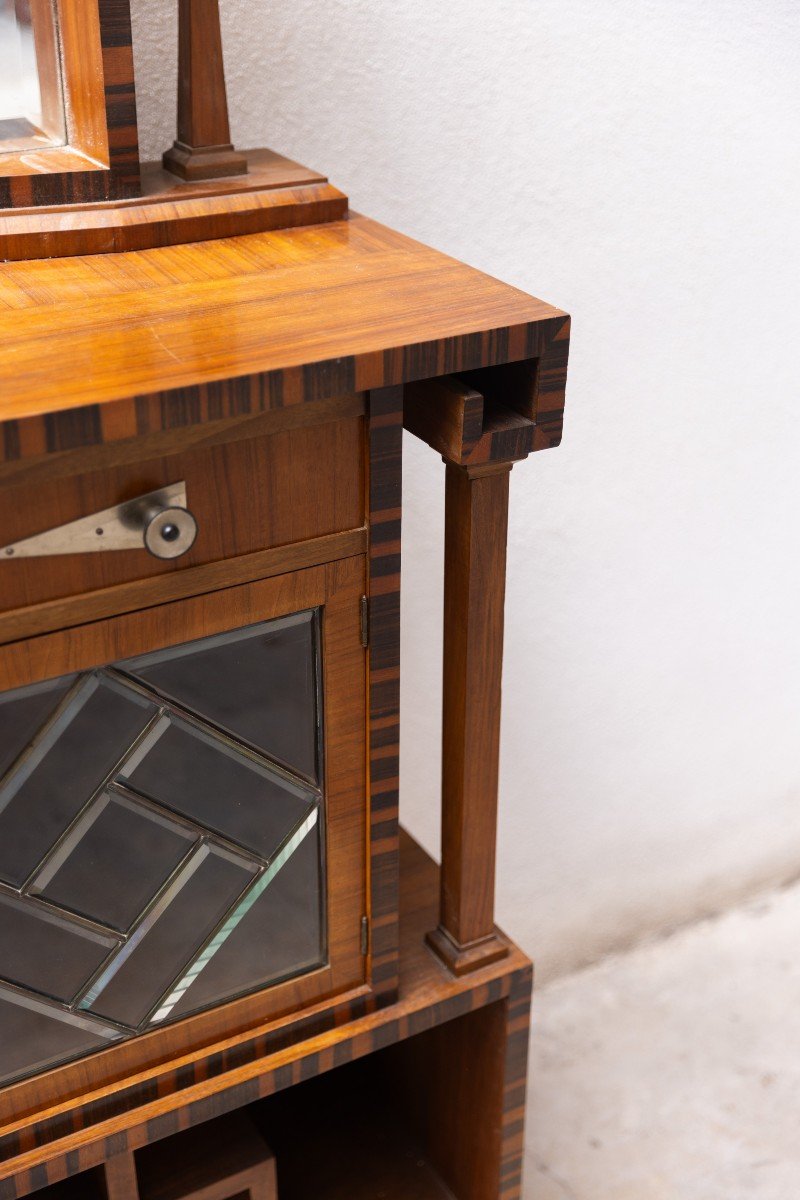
[0, 0, 65, 154]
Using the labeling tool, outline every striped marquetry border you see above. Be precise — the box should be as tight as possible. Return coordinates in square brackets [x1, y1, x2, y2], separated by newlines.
[0, 966, 532, 1200]
[0, 0, 140, 210]
[500, 971, 534, 1200]
[451, 314, 571, 464]
[366, 387, 403, 1001]
[0, 990, 375, 1176]
[0, 318, 568, 467]
[532, 315, 571, 452]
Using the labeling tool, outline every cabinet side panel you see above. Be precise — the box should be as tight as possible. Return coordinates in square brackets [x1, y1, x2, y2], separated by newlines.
[381, 971, 533, 1200]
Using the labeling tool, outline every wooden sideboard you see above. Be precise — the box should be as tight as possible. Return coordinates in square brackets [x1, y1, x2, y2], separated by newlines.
[0, 212, 569, 1200]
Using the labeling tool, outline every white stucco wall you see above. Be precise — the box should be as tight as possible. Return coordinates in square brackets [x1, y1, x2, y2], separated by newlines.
[132, 0, 800, 981]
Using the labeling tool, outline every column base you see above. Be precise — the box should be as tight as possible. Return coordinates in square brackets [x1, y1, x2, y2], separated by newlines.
[163, 141, 249, 182]
[426, 925, 511, 977]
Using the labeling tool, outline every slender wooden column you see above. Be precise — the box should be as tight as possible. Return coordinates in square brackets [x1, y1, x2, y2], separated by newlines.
[163, 0, 248, 181]
[406, 349, 570, 976]
[426, 460, 514, 975]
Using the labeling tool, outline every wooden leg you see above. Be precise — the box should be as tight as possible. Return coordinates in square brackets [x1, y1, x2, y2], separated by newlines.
[427, 461, 513, 975]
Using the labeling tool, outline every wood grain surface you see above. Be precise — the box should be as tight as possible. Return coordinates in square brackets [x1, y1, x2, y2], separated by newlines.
[0, 833, 532, 1198]
[256, 982, 531, 1200]
[426, 462, 514, 975]
[0, 154, 348, 261]
[0, 416, 363, 615]
[0, 215, 567, 458]
[0, 205, 567, 1200]
[0, 528, 368, 647]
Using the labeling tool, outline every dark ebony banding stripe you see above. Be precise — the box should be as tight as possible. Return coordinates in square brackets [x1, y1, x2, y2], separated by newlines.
[367, 386, 403, 1005]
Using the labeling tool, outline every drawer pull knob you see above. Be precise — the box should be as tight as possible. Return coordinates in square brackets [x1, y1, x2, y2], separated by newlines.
[1, 483, 198, 562]
[142, 501, 198, 560]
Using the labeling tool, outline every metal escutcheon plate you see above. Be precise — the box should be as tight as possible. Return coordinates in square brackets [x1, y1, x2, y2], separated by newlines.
[1, 483, 197, 562]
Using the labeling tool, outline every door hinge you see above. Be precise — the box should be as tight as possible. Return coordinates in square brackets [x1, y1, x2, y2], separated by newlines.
[360, 595, 370, 649]
[360, 915, 370, 956]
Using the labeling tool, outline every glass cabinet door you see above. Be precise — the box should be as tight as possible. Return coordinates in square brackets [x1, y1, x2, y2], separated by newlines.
[0, 563, 367, 1090]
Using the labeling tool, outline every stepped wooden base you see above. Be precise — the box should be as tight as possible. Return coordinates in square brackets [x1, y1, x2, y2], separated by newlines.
[426, 924, 511, 976]
[0, 150, 348, 262]
[163, 141, 249, 182]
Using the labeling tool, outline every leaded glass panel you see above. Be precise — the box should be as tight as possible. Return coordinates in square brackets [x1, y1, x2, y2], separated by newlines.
[120, 612, 320, 781]
[31, 790, 197, 934]
[0, 988, 119, 1087]
[0, 611, 326, 1087]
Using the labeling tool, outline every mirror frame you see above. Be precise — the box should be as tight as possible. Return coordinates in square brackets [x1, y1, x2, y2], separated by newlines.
[0, 0, 140, 210]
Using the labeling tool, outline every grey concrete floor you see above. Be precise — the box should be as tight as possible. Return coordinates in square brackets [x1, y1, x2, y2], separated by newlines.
[527, 881, 800, 1199]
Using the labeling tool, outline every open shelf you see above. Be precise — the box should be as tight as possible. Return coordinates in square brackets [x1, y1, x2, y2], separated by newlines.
[15, 1176, 105, 1200]
[255, 1062, 455, 1199]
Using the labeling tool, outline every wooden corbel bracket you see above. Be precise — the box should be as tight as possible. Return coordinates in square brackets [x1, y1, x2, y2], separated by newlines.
[404, 316, 570, 976]
[404, 314, 570, 466]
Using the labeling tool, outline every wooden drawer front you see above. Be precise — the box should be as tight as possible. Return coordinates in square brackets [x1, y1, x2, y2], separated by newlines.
[0, 416, 364, 615]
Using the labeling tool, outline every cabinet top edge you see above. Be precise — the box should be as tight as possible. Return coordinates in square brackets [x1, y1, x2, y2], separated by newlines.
[0, 214, 568, 450]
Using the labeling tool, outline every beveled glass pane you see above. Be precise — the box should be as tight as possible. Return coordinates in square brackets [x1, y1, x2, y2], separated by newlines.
[0, 985, 119, 1089]
[121, 612, 320, 781]
[0, 0, 66, 153]
[122, 716, 316, 861]
[0, 676, 157, 888]
[32, 791, 197, 934]
[167, 815, 324, 1021]
[0, 674, 75, 781]
[0, 893, 117, 1004]
[0, 606, 330, 1085]
[81, 844, 258, 1030]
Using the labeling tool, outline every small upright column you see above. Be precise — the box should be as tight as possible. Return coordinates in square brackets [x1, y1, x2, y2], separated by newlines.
[404, 333, 570, 975]
[163, 0, 248, 181]
[426, 461, 513, 975]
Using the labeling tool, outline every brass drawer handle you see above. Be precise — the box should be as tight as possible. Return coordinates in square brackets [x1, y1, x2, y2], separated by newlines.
[1, 483, 198, 562]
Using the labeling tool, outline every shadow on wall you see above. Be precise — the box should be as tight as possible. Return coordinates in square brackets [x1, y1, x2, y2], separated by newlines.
[131, 0, 418, 193]
[130, 0, 178, 159]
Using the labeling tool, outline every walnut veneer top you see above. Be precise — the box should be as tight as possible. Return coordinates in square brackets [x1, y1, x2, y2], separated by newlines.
[0, 214, 565, 423]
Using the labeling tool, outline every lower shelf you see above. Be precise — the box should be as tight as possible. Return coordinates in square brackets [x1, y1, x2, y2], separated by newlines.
[12, 1176, 104, 1200]
[256, 1063, 455, 1200]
